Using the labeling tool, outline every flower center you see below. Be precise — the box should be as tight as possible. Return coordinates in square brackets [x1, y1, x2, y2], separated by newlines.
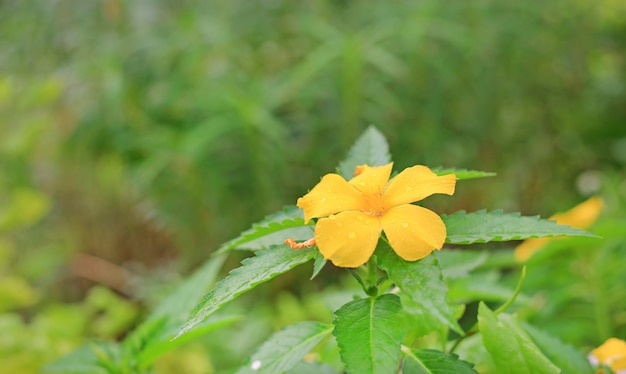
[361, 192, 386, 218]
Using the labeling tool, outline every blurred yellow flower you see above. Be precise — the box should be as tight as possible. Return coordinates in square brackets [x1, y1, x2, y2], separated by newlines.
[514, 196, 603, 262]
[589, 337, 626, 373]
[295, 163, 456, 268]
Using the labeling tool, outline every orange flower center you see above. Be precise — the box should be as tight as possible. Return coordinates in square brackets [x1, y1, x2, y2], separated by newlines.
[360, 191, 387, 218]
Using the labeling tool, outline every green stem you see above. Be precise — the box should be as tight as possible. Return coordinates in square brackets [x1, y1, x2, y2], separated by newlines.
[494, 265, 526, 315]
[367, 257, 378, 286]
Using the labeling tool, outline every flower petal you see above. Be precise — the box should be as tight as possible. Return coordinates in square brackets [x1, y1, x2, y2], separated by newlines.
[590, 338, 626, 369]
[314, 211, 381, 268]
[514, 196, 603, 262]
[613, 356, 626, 371]
[550, 196, 603, 229]
[382, 165, 456, 208]
[297, 174, 366, 223]
[513, 237, 552, 263]
[348, 163, 393, 199]
[381, 204, 447, 261]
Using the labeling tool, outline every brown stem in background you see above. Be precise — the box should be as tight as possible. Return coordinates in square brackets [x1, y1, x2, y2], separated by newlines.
[70, 253, 134, 296]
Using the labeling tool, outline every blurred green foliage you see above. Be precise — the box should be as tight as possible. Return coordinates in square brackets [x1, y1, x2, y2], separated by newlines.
[0, 0, 625, 372]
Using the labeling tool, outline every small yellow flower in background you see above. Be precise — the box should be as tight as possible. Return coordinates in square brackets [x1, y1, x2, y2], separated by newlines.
[514, 196, 603, 262]
[589, 337, 626, 373]
[294, 163, 456, 268]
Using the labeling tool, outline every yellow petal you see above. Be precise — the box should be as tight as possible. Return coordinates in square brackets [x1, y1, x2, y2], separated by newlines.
[550, 196, 603, 229]
[514, 196, 603, 262]
[314, 211, 381, 268]
[513, 237, 552, 263]
[297, 174, 366, 223]
[612, 356, 626, 371]
[381, 204, 446, 261]
[591, 338, 626, 364]
[382, 165, 456, 208]
[348, 163, 393, 199]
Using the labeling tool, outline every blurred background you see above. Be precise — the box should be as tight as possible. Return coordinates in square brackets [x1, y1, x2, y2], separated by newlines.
[1, 0, 625, 372]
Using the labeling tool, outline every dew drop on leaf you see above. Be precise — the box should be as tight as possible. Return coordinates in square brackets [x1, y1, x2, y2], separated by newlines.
[251, 360, 261, 370]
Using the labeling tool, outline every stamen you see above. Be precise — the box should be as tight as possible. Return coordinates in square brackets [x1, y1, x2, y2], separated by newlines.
[285, 237, 316, 249]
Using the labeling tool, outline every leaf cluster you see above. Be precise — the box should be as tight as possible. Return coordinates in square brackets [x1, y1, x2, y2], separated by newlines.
[46, 127, 600, 373]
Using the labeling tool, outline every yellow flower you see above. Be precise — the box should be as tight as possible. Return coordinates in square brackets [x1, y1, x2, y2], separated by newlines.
[514, 196, 603, 262]
[589, 338, 626, 373]
[295, 163, 456, 268]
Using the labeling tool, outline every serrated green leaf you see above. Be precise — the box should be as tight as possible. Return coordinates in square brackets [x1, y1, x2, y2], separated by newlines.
[311, 250, 327, 280]
[435, 250, 488, 279]
[176, 245, 314, 338]
[217, 206, 312, 253]
[333, 294, 405, 374]
[236, 321, 333, 374]
[337, 126, 391, 179]
[443, 210, 598, 244]
[402, 348, 478, 374]
[522, 322, 592, 374]
[477, 302, 559, 374]
[376, 243, 462, 336]
[431, 167, 496, 180]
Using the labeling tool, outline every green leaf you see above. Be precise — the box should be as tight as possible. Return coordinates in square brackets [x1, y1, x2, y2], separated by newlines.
[443, 210, 598, 244]
[477, 302, 559, 374]
[333, 294, 405, 374]
[402, 348, 478, 373]
[122, 253, 229, 369]
[431, 167, 496, 180]
[311, 250, 327, 280]
[236, 321, 333, 374]
[176, 245, 315, 338]
[337, 126, 391, 179]
[522, 322, 593, 374]
[376, 243, 462, 335]
[216, 205, 312, 253]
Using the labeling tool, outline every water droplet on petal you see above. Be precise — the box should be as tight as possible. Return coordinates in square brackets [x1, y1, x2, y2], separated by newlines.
[402, 223, 409, 228]
[348, 232, 356, 239]
[405, 187, 413, 192]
